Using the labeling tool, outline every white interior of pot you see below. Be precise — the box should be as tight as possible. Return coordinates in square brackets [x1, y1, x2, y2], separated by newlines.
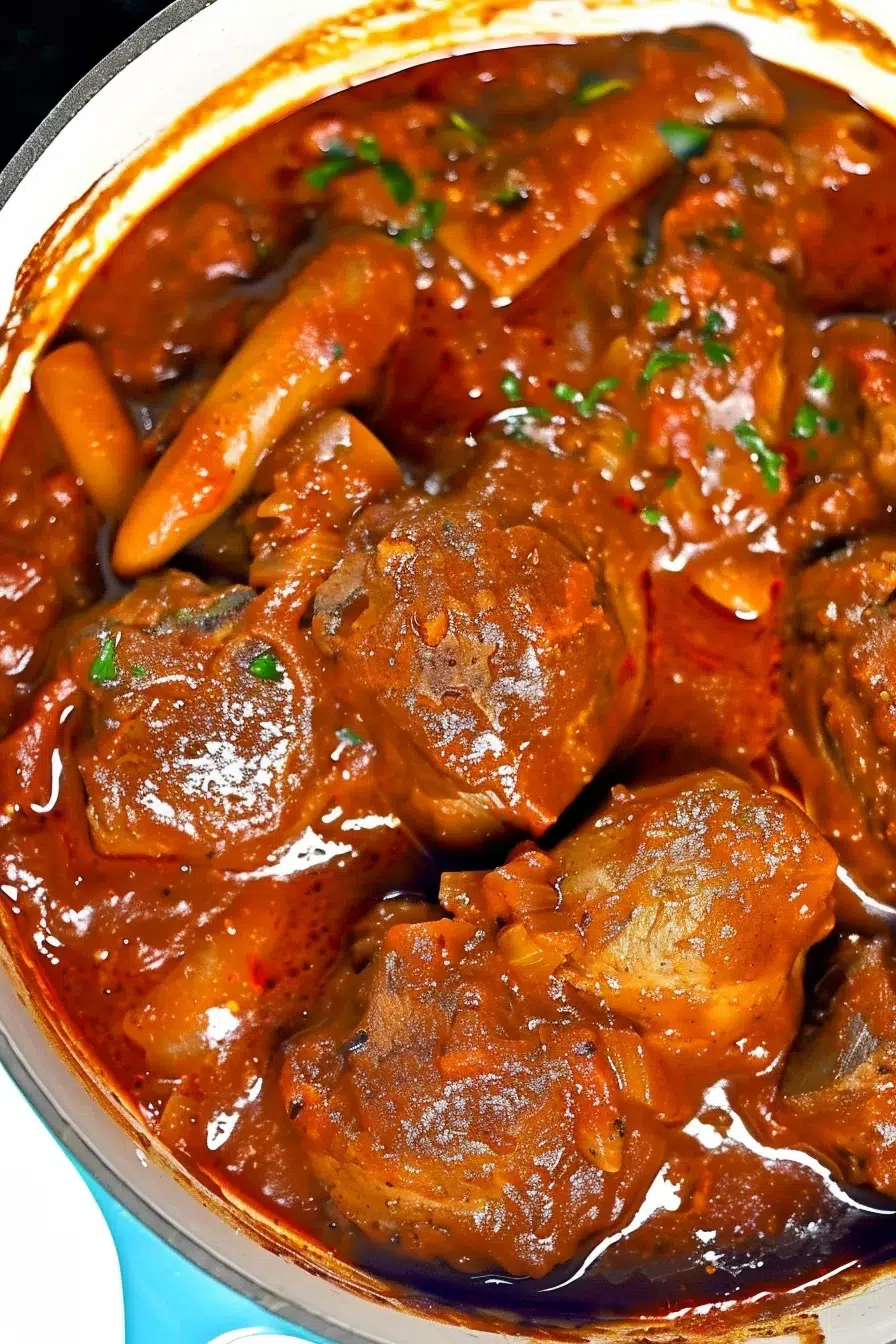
[1, 0, 896, 1340]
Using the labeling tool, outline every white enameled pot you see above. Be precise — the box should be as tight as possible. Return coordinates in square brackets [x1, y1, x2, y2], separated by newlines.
[1, 2, 896, 1341]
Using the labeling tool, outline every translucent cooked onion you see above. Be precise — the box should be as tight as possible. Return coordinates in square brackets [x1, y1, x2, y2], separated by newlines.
[249, 528, 344, 599]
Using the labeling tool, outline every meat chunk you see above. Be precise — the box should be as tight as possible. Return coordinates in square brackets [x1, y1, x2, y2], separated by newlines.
[280, 903, 666, 1277]
[456, 772, 836, 1076]
[781, 536, 896, 905]
[312, 442, 647, 846]
[778, 937, 896, 1197]
[70, 571, 330, 867]
[551, 772, 836, 1068]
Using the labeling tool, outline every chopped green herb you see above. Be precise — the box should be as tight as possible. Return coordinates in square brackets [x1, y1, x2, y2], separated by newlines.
[131, 664, 148, 679]
[791, 402, 819, 440]
[702, 310, 725, 337]
[304, 144, 355, 190]
[336, 726, 365, 747]
[448, 110, 485, 144]
[703, 338, 734, 367]
[576, 77, 630, 105]
[90, 635, 118, 686]
[825, 416, 843, 435]
[553, 376, 619, 418]
[809, 364, 835, 395]
[553, 381, 582, 407]
[734, 419, 785, 492]
[626, 427, 639, 445]
[725, 220, 744, 239]
[500, 371, 523, 402]
[503, 405, 550, 422]
[356, 134, 381, 164]
[807, 446, 819, 462]
[641, 349, 691, 386]
[248, 649, 284, 682]
[501, 405, 552, 441]
[378, 159, 415, 205]
[658, 121, 712, 161]
[254, 238, 274, 261]
[494, 182, 529, 209]
[392, 198, 445, 245]
[330, 342, 344, 364]
[664, 469, 681, 489]
[586, 376, 620, 403]
[640, 506, 665, 526]
[647, 298, 670, 323]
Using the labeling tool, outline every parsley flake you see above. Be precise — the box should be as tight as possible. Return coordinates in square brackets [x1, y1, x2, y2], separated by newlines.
[90, 635, 119, 686]
[641, 349, 691, 386]
[576, 77, 630, 105]
[449, 111, 485, 145]
[640, 506, 665, 526]
[791, 403, 819, 440]
[734, 420, 785, 492]
[249, 649, 284, 682]
[809, 364, 835, 395]
[658, 121, 712, 161]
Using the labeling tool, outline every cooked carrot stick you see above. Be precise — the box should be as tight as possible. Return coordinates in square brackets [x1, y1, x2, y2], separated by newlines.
[112, 232, 414, 577]
[440, 29, 785, 299]
[34, 342, 143, 517]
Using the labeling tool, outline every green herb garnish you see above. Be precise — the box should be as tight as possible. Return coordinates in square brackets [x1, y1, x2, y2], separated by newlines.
[90, 635, 119, 686]
[378, 159, 415, 206]
[494, 182, 529, 209]
[809, 364, 835, 395]
[641, 349, 691, 386]
[336, 726, 365, 747]
[500, 371, 523, 402]
[576, 77, 630, 105]
[449, 111, 485, 144]
[356, 134, 381, 164]
[330, 342, 344, 365]
[392, 198, 445, 245]
[553, 376, 619, 418]
[131, 664, 148, 679]
[664, 469, 681, 489]
[791, 402, 819, 440]
[304, 143, 356, 190]
[702, 310, 725, 337]
[726, 220, 744, 239]
[501, 405, 552, 441]
[703, 338, 733, 367]
[658, 121, 712, 161]
[248, 649, 284, 682]
[640, 506, 665, 526]
[648, 298, 670, 323]
[734, 419, 785, 492]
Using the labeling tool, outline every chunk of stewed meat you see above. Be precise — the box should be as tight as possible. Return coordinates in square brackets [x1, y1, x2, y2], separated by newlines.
[69, 571, 331, 867]
[280, 906, 666, 1276]
[312, 442, 646, 846]
[778, 937, 896, 1197]
[781, 536, 896, 905]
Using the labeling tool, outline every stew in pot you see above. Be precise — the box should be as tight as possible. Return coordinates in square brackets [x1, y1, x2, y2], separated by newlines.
[5, 24, 896, 1328]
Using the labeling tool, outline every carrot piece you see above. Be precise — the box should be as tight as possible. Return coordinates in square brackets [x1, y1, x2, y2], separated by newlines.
[112, 232, 414, 577]
[440, 31, 785, 299]
[34, 342, 143, 517]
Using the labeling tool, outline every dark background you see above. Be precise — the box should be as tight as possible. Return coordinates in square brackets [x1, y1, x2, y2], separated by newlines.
[0, 2, 171, 167]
